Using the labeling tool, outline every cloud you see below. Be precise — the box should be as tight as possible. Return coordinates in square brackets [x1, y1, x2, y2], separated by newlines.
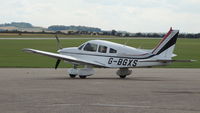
[0, 0, 199, 32]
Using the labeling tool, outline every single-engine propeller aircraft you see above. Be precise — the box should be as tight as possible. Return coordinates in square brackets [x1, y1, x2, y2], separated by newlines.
[23, 28, 193, 79]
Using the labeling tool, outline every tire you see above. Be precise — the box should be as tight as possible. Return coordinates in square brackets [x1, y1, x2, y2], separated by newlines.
[69, 74, 76, 78]
[79, 76, 87, 79]
[119, 75, 127, 79]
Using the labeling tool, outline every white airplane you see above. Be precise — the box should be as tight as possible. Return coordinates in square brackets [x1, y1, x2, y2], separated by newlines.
[23, 28, 192, 79]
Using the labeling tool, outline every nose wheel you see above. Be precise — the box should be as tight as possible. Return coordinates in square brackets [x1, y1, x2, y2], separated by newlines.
[69, 74, 77, 78]
[68, 67, 94, 79]
[79, 76, 87, 79]
[69, 74, 87, 79]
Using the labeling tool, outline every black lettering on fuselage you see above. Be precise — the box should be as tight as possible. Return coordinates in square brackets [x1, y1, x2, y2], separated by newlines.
[108, 58, 113, 64]
[117, 59, 123, 65]
[132, 60, 138, 67]
[122, 59, 128, 66]
[108, 58, 138, 67]
[127, 59, 133, 66]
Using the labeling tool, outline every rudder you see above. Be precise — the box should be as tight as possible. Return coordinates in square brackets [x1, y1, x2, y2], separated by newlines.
[152, 28, 179, 58]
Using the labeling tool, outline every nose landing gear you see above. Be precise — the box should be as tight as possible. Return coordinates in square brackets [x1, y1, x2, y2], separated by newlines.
[68, 68, 94, 79]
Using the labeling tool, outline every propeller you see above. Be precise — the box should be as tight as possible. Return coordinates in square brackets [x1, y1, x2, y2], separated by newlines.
[54, 34, 62, 69]
[55, 34, 62, 49]
[55, 59, 61, 69]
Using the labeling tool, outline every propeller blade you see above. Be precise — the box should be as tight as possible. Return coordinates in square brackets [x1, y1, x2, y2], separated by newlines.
[55, 59, 61, 69]
[55, 34, 62, 49]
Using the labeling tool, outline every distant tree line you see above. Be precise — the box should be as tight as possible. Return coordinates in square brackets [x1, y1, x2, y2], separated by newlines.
[101, 30, 200, 38]
[1, 30, 199, 38]
[0, 22, 199, 38]
[48, 25, 101, 32]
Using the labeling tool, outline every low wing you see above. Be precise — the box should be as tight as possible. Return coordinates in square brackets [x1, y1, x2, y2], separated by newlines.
[139, 59, 195, 63]
[23, 48, 107, 68]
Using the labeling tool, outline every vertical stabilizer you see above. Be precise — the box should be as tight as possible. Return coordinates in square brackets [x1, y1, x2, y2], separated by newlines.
[152, 28, 179, 59]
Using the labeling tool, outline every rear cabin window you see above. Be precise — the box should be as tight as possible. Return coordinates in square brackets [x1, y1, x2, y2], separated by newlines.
[83, 43, 97, 52]
[109, 48, 117, 53]
[98, 45, 107, 53]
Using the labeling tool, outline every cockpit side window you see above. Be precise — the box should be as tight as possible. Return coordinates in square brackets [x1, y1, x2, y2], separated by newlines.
[98, 45, 107, 53]
[109, 48, 117, 53]
[83, 43, 97, 52]
[78, 44, 85, 50]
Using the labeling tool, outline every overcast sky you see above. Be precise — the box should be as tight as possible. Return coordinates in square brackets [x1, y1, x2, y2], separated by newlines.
[0, 0, 199, 33]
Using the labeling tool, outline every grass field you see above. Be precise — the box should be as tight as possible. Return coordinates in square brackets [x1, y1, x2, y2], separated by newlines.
[0, 38, 199, 68]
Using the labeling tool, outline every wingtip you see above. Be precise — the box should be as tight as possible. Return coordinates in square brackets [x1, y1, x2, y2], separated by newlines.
[190, 60, 197, 62]
[22, 48, 33, 53]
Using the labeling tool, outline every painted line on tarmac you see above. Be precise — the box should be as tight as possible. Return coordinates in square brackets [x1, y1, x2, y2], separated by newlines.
[90, 103, 151, 108]
[46, 103, 151, 108]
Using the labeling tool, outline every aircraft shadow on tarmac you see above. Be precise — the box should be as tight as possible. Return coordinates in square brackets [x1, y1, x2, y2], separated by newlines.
[37, 76, 167, 81]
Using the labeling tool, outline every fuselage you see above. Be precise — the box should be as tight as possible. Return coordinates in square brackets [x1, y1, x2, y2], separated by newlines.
[58, 40, 168, 68]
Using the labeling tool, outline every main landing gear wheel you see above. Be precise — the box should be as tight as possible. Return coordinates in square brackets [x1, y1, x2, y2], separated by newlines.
[117, 68, 132, 79]
[119, 75, 127, 79]
[79, 76, 87, 79]
[69, 74, 76, 78]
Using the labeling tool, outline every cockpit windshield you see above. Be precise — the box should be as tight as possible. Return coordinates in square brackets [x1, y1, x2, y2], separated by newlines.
[83, 43, 98, 52]
[78, 44, 85, 50]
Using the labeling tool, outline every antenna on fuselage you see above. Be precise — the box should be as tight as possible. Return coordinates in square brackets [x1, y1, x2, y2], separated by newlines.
[124, 38, 128, 46]
[138, 43, 143, 49]
[124, 36, 131, 46]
